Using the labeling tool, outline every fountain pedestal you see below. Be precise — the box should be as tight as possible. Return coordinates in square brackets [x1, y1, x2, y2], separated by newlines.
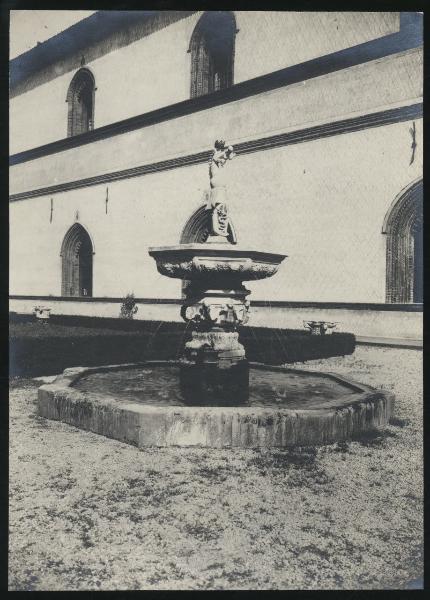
[179, 284, 251, 403]
[180, 346, 249, 405]
[148, 243, 286, 404]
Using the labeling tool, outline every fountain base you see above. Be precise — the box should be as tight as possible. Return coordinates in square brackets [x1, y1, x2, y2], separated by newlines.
[180, 359, 249, 405]
[180, 329, 249, 404]
[37, 361, 394, 448]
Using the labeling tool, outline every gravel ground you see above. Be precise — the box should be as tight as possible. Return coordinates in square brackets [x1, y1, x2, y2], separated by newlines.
[9, 346, 423, 591]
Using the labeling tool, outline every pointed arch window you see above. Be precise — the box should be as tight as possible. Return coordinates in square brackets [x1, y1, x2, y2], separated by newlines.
[66, 68, 95, 137]
[383, 179, 423, 304]
[189, 12, 237, 98]
[61, 224, 94, 297]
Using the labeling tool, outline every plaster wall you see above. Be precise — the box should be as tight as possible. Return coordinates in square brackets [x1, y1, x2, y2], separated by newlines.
[10, 11, 400, 154]
[10, 48, 422, 196]
[9, 117, 423, 304]
[233, 11, 399, 82]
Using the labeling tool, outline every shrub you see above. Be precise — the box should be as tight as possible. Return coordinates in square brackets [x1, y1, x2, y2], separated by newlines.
[119, 294, 138, 319]
[9, 315, 355, 378]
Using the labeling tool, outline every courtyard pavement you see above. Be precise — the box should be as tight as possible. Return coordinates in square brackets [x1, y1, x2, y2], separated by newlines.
[9, 346, 422, 590]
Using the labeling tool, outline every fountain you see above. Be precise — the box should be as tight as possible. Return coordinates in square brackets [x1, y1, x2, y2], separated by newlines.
[38, 141, 394, 448]
[149, 141, 286, 405]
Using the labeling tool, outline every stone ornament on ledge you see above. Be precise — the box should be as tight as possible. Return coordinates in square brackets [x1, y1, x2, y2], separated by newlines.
[33, 306, 51, 320]
[303, 321, 338, 335]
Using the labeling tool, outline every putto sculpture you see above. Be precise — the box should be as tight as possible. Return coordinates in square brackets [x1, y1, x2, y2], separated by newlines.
[208, 140, 237, 244]
[209, 139, 236, 188]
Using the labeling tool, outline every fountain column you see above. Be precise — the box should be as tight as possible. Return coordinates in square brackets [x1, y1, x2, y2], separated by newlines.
[179, 278, 251, 404]
[179, 141, 249, 403]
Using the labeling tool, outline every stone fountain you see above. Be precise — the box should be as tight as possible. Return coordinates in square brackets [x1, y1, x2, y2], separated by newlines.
[38, 141, 394, 448]
[149, 141, 286, 405]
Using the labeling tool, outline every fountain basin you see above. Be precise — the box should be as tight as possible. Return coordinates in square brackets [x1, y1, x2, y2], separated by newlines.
[38, 362, 394, 448]
[148, 244, 287, 282]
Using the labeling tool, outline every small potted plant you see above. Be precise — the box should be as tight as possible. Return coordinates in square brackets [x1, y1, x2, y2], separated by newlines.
[120, 293, 138, 319]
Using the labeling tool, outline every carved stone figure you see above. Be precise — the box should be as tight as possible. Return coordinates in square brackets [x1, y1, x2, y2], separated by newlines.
[209, 139, 236, 189]
[181, 297, 250, 329]
[208, 140, 237, 244]
[212, 202, 229, 237]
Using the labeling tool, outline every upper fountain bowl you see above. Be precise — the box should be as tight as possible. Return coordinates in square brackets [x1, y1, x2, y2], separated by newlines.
[148, 243, 287, 283]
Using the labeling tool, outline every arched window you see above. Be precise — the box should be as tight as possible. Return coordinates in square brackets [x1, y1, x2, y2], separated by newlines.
[383, 179, 423, 303]
[189, 12, 237, 98]
[66, 68, 95, 137]
[61, 224, 94, 297]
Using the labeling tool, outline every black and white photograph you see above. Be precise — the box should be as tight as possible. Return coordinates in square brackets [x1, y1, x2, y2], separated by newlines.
[8, 7, 423, 591]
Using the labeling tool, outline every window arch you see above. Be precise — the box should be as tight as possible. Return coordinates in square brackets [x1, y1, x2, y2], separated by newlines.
[189, 11, 237, 98]
[383, 178, 423, 303]
[61, 223, 94, 297]
[66, 68, 95, 137]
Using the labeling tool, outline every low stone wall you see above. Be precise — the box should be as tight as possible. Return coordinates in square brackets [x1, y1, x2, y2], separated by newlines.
[249, 305, 422, 345]
[9, 297, 422, 346]
[9, 297, 181, 322]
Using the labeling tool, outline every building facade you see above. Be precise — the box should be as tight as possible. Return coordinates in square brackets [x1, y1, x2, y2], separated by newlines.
[9, 11, 423, 344]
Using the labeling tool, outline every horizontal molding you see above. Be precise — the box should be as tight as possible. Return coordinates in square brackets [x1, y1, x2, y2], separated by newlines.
[9, 295, 182, 305]
[9, 102, 423, 202]
[10, 19, 422, 167]
[250, 300, 423, 312]
[9, 295, 423, 312]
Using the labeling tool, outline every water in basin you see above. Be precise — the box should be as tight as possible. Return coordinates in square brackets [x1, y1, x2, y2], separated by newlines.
[73, 365, 356, 409]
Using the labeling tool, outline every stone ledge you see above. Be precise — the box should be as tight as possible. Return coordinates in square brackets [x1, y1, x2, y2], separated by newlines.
[356, 336, 423, 349]
[37, 361, 394, 448]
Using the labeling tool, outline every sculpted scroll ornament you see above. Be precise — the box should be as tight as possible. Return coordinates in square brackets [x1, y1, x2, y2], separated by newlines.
[181, 298, 250, 328]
